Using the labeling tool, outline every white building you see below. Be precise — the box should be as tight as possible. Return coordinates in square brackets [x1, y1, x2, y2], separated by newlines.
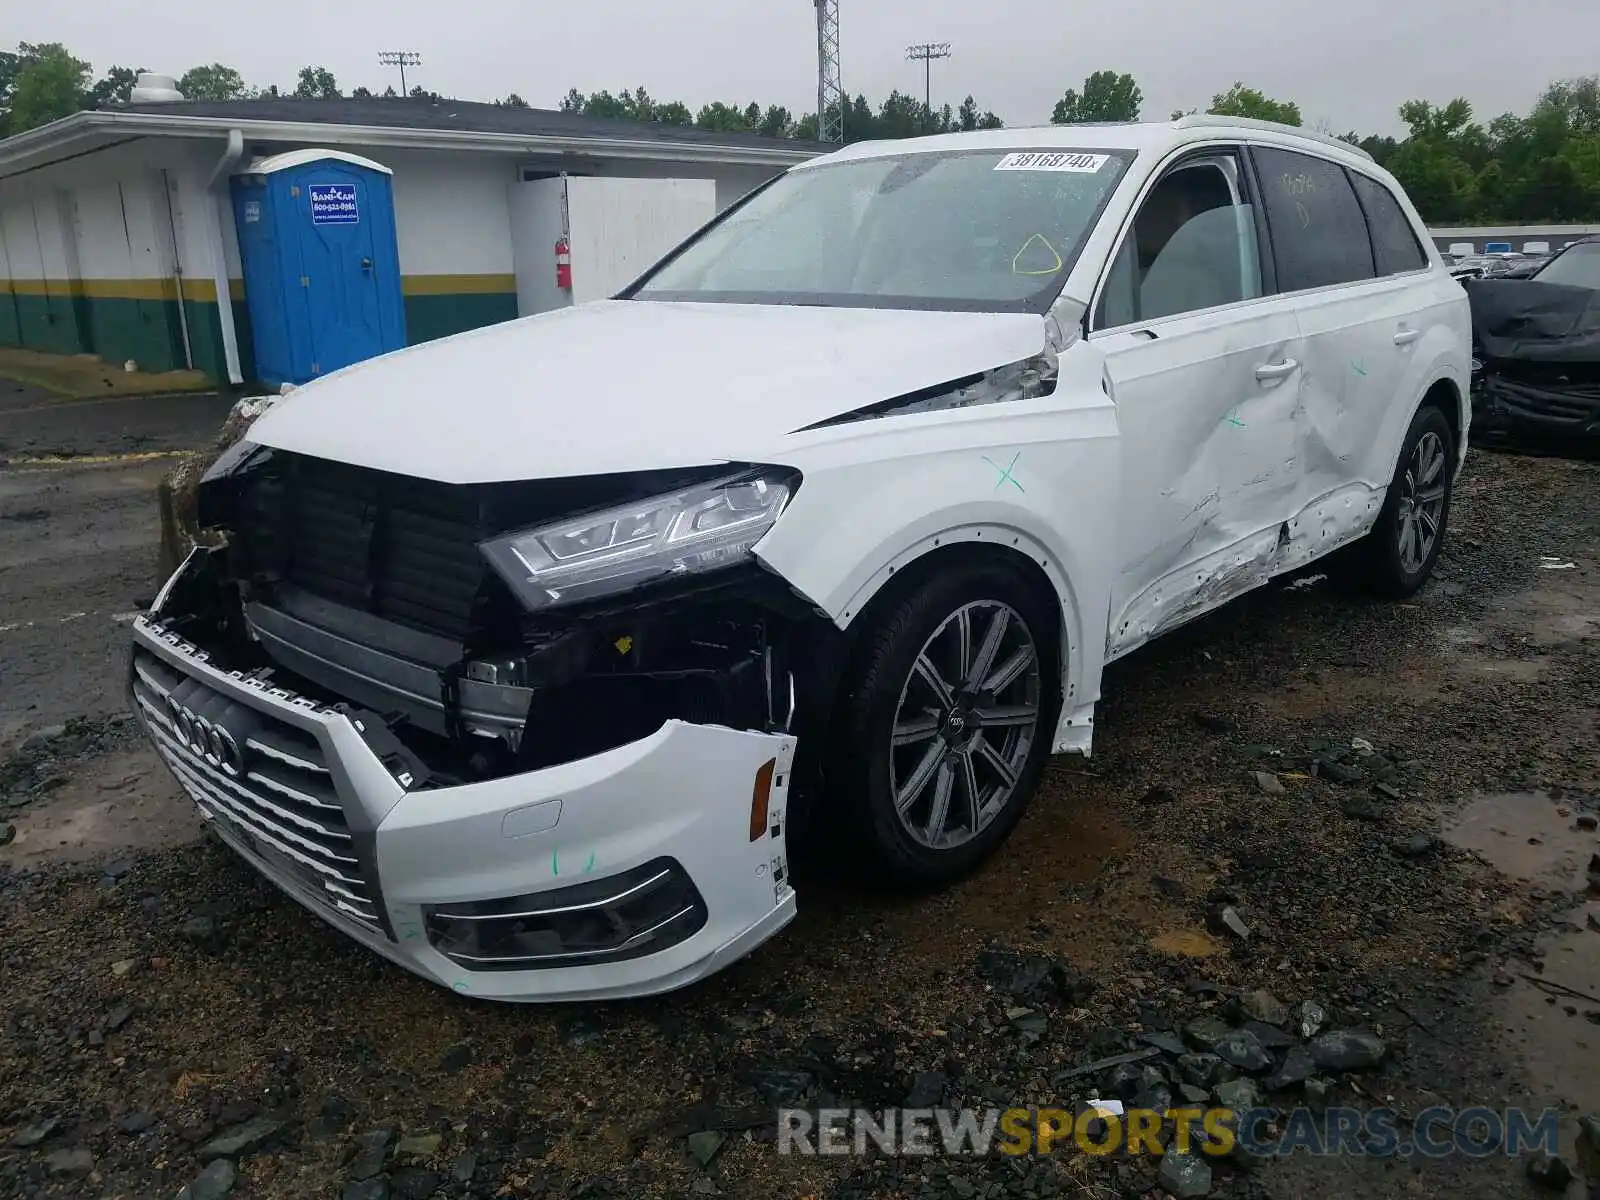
[0, 80, 821, 384]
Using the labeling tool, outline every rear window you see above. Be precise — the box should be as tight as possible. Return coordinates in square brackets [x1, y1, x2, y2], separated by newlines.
[1254, 146, 1375, 292]
[1350, 172, 1428, 275]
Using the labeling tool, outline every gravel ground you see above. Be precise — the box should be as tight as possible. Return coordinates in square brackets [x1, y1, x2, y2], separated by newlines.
[1, 385, 1597, 1200]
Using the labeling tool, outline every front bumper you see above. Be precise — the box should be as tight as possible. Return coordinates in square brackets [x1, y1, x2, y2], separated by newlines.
[1472, 374, 1600, 441]
[129, 613, 798, 1002]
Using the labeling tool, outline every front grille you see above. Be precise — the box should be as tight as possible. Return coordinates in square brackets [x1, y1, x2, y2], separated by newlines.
[272, 457, 490, 641]
[131, 648, 383, 933]
[226, 453, 741, 645]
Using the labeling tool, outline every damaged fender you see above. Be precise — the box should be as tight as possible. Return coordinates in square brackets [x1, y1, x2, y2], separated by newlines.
[753, 339, 1120, 755]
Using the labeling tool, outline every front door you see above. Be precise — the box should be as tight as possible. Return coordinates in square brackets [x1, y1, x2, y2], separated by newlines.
[1089, 146, 1307, 659]
[291, 167, 386, 377]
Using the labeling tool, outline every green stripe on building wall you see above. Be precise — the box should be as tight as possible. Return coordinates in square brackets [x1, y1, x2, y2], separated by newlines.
[402, 274, 519, 344]
[0, 274, 517, 384]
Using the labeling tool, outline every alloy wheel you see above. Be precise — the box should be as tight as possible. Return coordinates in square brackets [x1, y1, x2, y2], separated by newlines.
[889, 600, 1043, 851]
[1396, 430, 1447, 574]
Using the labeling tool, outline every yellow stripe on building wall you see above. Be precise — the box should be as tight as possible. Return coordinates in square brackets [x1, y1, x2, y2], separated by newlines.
[2, 275, 511, 301]
[401, 274, 517, 296]
[0, 277, 245, 303]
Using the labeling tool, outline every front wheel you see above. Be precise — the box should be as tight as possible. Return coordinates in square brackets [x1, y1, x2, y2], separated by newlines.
[1337, 404, 1455, 598]
[829, 560, 1061, 889]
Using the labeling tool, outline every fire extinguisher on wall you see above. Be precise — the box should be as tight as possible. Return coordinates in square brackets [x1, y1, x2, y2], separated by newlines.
[555, 237, 572, 291]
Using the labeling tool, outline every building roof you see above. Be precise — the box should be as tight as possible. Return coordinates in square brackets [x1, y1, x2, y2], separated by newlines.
[123, 95, 825, 152]
[0, 95, 826, 179]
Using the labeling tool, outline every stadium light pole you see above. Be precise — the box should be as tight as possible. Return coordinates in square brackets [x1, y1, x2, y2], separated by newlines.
[378, 51, 422, 96]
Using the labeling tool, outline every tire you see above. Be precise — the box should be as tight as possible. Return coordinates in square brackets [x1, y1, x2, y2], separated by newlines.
[829, 558, 1062, 889]
[1337, 404, 1456, 598]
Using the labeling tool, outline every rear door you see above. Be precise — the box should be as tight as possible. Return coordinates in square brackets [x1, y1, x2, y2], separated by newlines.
[1089, 144, 1309, 658]
[1248, 145, 1418, 514]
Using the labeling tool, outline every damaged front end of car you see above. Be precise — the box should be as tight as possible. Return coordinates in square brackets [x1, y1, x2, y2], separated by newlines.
[1466, 278, 1600, 447]
[129, 444, 849, 1001]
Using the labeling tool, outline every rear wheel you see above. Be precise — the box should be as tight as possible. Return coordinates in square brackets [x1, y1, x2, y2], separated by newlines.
[830, 560, 1061, 888]
[1336, 404, 1455, 598]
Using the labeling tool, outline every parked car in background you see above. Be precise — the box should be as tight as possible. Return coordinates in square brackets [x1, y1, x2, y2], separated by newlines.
[1501, 255, 1552, 279]
[130, 116, 1470, 1002]
[1467, 237, 1600, 445]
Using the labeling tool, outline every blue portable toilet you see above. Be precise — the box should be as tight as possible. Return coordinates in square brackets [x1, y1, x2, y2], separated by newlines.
[231, 150, 406, 388]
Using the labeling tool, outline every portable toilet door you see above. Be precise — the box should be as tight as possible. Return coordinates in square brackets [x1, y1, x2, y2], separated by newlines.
[231, 150, 406, 388]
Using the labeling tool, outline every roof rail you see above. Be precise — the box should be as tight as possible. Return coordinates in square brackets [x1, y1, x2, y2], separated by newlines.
[1173, 113, 1374, 162]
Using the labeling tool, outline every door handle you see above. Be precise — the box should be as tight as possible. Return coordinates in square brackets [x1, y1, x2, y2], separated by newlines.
[1254, 358, 1299, 381]
[1393, 328, 1421, 346]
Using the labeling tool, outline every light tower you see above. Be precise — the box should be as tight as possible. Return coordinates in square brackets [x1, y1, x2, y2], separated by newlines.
[813, 0, 843, 142]
[378, 51, 422, 96]
[906, 42, 951, 131]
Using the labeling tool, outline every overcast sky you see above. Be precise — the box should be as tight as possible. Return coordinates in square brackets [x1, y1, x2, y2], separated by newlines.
[20, 0, 1598, 137]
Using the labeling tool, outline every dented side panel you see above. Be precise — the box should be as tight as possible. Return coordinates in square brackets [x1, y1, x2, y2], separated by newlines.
[1291, 271, 1467, 503]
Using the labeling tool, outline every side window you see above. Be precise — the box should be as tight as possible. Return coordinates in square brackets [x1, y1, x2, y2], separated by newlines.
[1093, 154, 1264, 329]
[1253, 146, 1375, 291]
[1349, 172, 1428, 275]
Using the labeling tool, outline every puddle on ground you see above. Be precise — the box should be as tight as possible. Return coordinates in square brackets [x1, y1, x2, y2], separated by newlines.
[1443, 791, 1593, 890]
[1444, 791, 1600, 1129]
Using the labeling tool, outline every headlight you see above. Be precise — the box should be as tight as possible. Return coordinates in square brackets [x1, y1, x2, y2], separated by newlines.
[480, 467, 797, 611]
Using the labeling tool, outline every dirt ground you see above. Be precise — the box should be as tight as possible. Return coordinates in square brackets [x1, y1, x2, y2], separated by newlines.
[0, 348, 212, 402]
[1, 382, 1597, 1200]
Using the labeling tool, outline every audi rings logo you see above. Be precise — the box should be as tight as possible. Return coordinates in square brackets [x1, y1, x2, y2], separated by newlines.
[166, 696, 244, 776]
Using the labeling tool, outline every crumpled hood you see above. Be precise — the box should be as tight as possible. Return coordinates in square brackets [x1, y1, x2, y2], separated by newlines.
[247, 300, 1047, 483]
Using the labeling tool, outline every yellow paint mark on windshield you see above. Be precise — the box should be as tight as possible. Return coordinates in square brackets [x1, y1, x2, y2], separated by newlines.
[1012, 233, 1063, 276]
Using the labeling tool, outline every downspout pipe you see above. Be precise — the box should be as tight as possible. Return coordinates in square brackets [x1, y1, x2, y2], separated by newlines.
[206, 129, 244, 385]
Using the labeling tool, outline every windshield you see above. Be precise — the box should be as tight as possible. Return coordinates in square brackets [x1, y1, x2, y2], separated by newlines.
[1533, 242, 1600, 291]
[629, 147, 1133, 314]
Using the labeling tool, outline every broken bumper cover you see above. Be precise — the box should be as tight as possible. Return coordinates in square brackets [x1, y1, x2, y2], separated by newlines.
[129, 614, 798, 1002]
[1472, 375, 1600, 440]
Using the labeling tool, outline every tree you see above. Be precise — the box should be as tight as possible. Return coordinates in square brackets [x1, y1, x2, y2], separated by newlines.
[1207, 83, 1301, 126]
[957, 95, 1002, 131]
[756, 105, 794, 138]
[0, 49, 20, 125]
[577, 89, 628, 119]
[1051, 71, 1141, 124]
[499, 92, 528, 108]
[86, 65, 143, 108]
[559, 88, 585, 113]
[1387, 98, 1485, 223]
[7, 43, 91, 133]
[351, 86, 373, 99]
[178, 63, 248, 101]
[653, 100, 694, 126]
[696, 101, 752, 132]
[293, 66, 340, 99]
